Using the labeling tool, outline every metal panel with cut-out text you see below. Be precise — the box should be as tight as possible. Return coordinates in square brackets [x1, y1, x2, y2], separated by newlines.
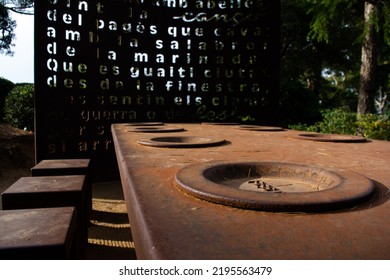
[35, 0, 280, 180]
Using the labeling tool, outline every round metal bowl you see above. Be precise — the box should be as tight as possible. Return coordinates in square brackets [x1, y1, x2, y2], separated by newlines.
[137, 136, 226, 148]
[175, 161, 375, 212]
[237, 125, 285, 131]
[124, 122, 164, 126]
[127, 126, 185, 133]
[292, 133, 366, 143]
[202, 122, 240, 126]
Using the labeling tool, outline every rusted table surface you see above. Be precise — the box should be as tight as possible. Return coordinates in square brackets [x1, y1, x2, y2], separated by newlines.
[112, 123, 390, 259]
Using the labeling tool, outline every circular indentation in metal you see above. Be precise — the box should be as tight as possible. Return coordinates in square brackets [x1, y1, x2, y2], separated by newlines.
[238, 125, 284, 131]
[175, 161, 375, 212]
[127, 126, 185, 133]
[202, 122, 240, 126]
[292, 133, 366, 143]
[137, 136, 226, 148]
[124, 122, 164, 126]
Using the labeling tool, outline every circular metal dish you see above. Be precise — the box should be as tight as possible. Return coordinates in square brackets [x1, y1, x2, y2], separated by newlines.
[175, 161, 375, 212]
[124, 122, 164, 126]
[202, 122, 240, 126]
[137, 136, 226, 148]
[127, 126, 185, 133]
[238, 125, 285, 131]
[292, 133, 366, 143]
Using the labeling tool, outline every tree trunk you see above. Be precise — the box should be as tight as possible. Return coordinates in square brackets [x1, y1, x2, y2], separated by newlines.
[358, 1, 378, 115]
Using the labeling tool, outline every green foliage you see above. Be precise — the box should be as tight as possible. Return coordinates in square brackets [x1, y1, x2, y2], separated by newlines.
[0, 1, 34, 55]
[288, 123, 318, 132]
[289, 108, 357, 134]
[4, 83, 34, 130]
[280, 0, 366, 122]
[290, 108, 390, 140]
[0, 4, 16, 55]
[356, 114, 390, 140]
[298, 109, 357, 135]
[314, 109, 357, 135]
[305, 0, 390, 116]
[0, 77, 14, 120]
[384, 2, 390, 46]
[307, 0, 363, 44]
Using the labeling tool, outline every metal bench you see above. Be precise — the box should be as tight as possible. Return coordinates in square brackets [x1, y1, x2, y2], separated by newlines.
[1, 175, 88, 256]
[0, 207, 78, 259]
[31, 159, 92, 221]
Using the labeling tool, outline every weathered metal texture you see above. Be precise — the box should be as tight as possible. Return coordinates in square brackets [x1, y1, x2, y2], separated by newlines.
[175, 161, 375, 212]
[291, 133, 367, 143]
[31, 159, 92, 222]
[0, 207, 77, 260]
[137, 136, 227, 148]
[2, 175, 88, 251]
[126, 126, 185, 133]
[111, 123, 390, 259]
[31, 159, 91, 177]
[237, 125, 285, 131]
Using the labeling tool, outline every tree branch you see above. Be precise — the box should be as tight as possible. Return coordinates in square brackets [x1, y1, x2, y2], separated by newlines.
[3, 4, 34, 15]
[6, 7, 34, 15]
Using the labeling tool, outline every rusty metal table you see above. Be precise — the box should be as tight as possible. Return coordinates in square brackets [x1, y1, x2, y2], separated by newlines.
[112, 123, 390, 259]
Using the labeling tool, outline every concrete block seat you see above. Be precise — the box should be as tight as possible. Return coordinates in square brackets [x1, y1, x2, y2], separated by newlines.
[0, 207, 78, 259]
[31, 159, 92, 220]
[1, 175, 88, 251]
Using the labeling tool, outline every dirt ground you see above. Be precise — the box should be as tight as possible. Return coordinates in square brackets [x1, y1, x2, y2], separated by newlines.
[0, 123, 34, 201]
[0, 123, 136, 259]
